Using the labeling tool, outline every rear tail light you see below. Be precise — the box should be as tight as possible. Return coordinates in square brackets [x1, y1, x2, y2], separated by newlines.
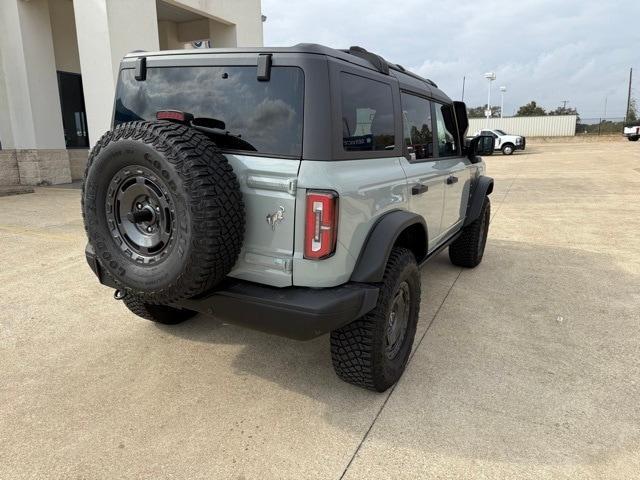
[304, 191, 338, 260]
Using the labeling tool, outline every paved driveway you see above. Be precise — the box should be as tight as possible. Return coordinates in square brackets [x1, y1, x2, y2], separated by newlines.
[1, 141, 639, 479]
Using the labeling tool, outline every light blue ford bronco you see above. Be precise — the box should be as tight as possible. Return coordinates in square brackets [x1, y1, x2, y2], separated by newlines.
[82, 44, 495, 391]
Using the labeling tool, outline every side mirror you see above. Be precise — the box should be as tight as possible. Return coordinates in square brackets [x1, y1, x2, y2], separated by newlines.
[467, 134, 494, 160]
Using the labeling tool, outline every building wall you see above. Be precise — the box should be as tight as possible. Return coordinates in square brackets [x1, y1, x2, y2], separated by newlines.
[468, 115, 577, 137]
[158, 21, 184, 50]
[168, 0, 263, 46]
[0, 37, 14, 151]
[0, 0, 263, 186]
[49, 0, 81, 74]
[0, 0, 66, 150]
[74, 0, 160, 148]
[0, 150, 20, 185]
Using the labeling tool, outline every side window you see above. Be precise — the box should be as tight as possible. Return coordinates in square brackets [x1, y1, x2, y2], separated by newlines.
[400, 93, 433, 161]
[434, 103, 459, 157]
[340, 72, 395, 152]
[482, 130, 497, 138]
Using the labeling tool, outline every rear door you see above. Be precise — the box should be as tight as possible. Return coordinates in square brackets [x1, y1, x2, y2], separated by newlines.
[398, 91, 448, 250]
[435, 102, 471, 235]
[113, 61, 305, 287]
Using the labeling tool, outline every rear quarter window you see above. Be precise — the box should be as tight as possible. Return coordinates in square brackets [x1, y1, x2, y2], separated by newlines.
[114, 66, 304, 157]
[340, 72, 395, 152]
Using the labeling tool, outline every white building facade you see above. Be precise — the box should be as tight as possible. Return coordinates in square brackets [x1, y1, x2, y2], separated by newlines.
[0, 0, 263, 185]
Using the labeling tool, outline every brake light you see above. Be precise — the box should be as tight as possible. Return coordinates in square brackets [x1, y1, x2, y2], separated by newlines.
[304, 191, 338, 260]
[156, 110, 193, 123]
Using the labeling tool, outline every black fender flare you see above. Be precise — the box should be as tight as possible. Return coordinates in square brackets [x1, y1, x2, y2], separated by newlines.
[464, 175, 494, 226]
[350, 210, 428, 283]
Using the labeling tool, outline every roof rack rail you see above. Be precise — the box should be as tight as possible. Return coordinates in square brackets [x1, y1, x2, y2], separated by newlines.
[342, 46, 438, 88]
[387, 63, 438, 88]
[342, 46, 389, 75]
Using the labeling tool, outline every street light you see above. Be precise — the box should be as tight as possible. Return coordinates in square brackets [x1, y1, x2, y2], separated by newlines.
[484, 72, 496, 128]
[499, 86, 507, 118]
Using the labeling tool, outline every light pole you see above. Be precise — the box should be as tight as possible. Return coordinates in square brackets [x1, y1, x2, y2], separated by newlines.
[484, 72, 496, 128]
[499, 86, 507, 118]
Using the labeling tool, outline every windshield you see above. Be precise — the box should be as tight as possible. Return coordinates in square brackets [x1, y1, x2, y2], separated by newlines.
[114, 66, 304, 157]
[494, 129, 508, 135]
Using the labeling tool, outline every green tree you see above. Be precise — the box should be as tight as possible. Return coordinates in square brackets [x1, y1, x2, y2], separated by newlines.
[549, 106, 578, 116]
[549, 105, 580, 124]
[467, 105, 501, 118]
[626, 98, 638, 123]
[515, 101, 546, 116]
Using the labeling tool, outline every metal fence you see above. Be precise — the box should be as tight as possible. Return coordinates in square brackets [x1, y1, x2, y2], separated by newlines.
[575, 117, 627, 135]
[467, 115, 577, 137]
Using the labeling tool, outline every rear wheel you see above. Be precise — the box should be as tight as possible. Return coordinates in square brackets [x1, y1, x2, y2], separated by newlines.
[122, 294, 196, 325]
[628, 136, 639, 142]
[330, 248, 420, 392]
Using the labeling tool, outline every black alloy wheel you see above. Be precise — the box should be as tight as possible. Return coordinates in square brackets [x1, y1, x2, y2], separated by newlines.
[106, 165, 175, 263]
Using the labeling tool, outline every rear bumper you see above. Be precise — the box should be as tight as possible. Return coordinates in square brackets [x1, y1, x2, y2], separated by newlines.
[85, 243, 379, 340]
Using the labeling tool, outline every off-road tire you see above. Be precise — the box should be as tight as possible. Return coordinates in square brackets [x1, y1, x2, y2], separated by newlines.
[502, 143, 514, 155]
[330, 248, 420, 392]
[449, 196, 490, 268]
[122, 294, 196, 325]
[82, 120, 244, 303]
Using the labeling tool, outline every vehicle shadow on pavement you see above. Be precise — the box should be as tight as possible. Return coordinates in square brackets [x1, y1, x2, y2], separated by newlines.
[156, 238, 640, 468]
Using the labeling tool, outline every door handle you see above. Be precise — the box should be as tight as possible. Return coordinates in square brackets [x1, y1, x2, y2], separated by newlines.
[446, 176, 459, 185]
[411, 183, 428, 195]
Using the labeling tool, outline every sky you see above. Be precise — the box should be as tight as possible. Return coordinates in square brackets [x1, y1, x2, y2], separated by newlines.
[262, 0, 639, 119]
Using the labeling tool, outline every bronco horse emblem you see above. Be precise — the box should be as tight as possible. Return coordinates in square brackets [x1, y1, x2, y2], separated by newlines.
[266, 206, 285, 231]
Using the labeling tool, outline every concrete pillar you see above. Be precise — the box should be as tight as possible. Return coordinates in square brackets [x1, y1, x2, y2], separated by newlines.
[0, 0, 71, 185]
[73, 0, 159, 148]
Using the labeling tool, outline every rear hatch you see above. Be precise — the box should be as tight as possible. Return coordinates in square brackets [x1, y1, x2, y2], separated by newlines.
[113, 61, 304, 287]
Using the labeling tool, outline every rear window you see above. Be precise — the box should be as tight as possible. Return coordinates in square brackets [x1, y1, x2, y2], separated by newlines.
[340, 72, 395, 152]
[114, 66, 304, 157]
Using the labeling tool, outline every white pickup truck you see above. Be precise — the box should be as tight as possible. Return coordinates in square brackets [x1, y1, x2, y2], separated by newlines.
[470, 129, 526, 155]
[623, 124, 640, 141]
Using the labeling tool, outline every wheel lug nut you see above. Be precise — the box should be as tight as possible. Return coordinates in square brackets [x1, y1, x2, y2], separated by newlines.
[147, 226, 152, 232]
[155, 206, 160, 212]
[136, 203, 143, 209]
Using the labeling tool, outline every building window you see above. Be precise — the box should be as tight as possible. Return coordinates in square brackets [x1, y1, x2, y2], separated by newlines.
[57, 72, 89, 148]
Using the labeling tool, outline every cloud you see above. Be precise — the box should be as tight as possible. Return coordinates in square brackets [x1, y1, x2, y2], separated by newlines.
[262, 0, 639, 118]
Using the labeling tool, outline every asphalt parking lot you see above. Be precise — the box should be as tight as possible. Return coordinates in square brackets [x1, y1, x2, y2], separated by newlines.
[1, 140, 639, 479]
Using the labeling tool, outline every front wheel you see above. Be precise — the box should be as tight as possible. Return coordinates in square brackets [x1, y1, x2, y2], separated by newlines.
[330, 247, 421, 392]
[502, 144, 514, 155]
[449, 196, 490, 268]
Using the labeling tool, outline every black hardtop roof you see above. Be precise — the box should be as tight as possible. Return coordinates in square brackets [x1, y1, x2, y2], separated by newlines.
[125, 43, 451, 103]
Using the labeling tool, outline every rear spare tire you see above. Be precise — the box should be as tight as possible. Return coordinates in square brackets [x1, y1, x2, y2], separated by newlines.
[82, 121, 244, 303]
